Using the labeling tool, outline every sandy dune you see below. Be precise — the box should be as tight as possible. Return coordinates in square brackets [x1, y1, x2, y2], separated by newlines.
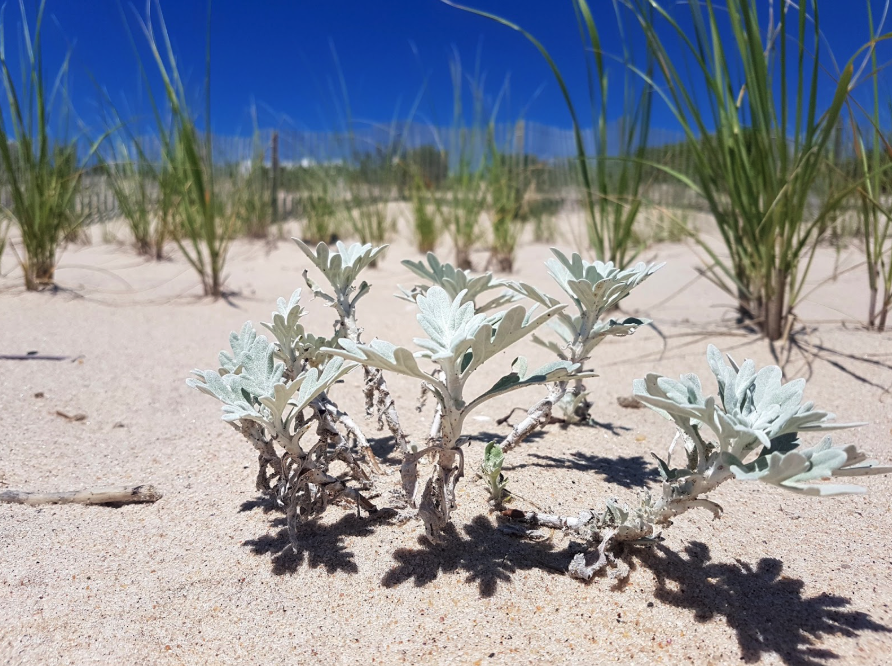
[1, 224, 891, 665]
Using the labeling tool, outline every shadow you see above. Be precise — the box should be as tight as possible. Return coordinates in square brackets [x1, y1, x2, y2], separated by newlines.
[369, 435, 401, 464]
[242, 511, 390, 576]
[220, 290, 244, 309]
[637, 542, 891, 665]
[239, 496, 278, 514]
[790, 337, 891, 392]
[472, 429, 547, 445]
[586, 418, 632, 436]
[507, 453, 658, 489]
[381, 515, 569, 598]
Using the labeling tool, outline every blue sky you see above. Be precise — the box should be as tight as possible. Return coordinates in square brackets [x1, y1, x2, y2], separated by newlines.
[23, 0, 892, 136]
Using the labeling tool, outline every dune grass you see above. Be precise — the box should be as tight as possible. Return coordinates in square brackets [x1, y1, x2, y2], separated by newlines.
[100, 125, 168, 258]
[487, 121, 534, 271]
[0, 0, 102, 290]
[410, 174, 438, 253]
[330, 49, 425, 262]
[849, 1, 892, 331]
[239, 119, 272, 240]
[443, 0, 653, 270]
[0, 217, 9, 272]
[301, 170, 339, 244]
[428, 50, 494, 270]
[626, 0, 862, 340]
[446, 0, 886, 340]
[131, 0, 237, 297]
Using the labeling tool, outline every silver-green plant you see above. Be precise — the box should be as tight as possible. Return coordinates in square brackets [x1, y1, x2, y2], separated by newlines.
[325, 285, 591, 537]
[187, 294, 383, 551]
[397, 251, 519, 313]
[502, 249, 660, 439]
[504, 345, 891, 581]
[295, 239, 411, 452]
[480, 441, 509, 506]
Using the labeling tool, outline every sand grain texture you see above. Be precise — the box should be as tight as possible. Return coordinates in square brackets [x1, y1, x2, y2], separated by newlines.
[1, 228, 891, 665]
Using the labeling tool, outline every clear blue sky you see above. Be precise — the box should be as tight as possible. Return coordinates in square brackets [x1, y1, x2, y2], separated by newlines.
[23, 0, 892, 135]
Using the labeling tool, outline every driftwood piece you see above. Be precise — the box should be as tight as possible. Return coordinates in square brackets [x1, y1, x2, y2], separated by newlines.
[0, 484, 163, 506]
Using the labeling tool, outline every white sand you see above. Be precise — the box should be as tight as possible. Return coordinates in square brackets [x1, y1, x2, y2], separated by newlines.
[1, 222, 891, 665]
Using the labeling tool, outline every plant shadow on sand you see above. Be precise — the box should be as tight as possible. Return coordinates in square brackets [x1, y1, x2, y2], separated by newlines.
[241, 504, 395, 576]
[381, 515, 571, 598]
[369, 436, 402, 465]
[636, 541, 891, 666]
[507, 452, 659, 489]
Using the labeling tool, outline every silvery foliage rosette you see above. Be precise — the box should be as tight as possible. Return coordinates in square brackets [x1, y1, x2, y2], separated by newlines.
[295, 239, 386, 303]
[294, 239, 386, 336]
[508, 249, 662, 364]
[522, 345, 891, 582]
[295, 238, 411, 451]
[188, 289, 381, 552]
[397, 252, 519, 313]
[325, 285, 593, 535]
[633, 344, 890, 498]
[260, 289, 332, 374]
[188, 318, 355, 452]
[504, 249, 660, 424]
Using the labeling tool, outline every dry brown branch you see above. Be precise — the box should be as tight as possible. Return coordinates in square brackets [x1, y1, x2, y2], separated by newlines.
[0, 484, 163, 506]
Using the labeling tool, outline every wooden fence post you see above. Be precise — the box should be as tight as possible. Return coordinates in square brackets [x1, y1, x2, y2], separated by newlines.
[271, 131, 279, 223]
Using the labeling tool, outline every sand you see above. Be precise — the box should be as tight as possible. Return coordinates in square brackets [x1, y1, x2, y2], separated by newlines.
[1, 219, 891, 665]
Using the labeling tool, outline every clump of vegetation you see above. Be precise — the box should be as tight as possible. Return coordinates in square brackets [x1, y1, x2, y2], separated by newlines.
[850, 2, 892, 331]
[101, 133, 168, 259]
[527, 196, 562, 244]
[626, 0, 856, 339]
[0, 219, 9, 273]
[341, 152, 394, 256]
[410, 176, 438, 253]
[480, 441, 509, 506]
[503, 249, 659, 435]
[395, 249, 655, 442]
[448, 0, 654, 270]
[398, 145, 448, 253]
[188, 296, 382, 549]
[331, 53, 423, 261]
[487, 123, 534, 272]
[187, 242, 395, 548]
[190, 240, 891, 589]
[431, 51, 492, 270]
[133, 2, 236, 297]
[297, 169, 339, 245]
[504, 345, 891, 580]
[239, 125, 272, 240]
[327, 284, 588, 536]
[0, 0, 97, 290]
[296, 239, 411, 452]
[397, 251, 518, 312]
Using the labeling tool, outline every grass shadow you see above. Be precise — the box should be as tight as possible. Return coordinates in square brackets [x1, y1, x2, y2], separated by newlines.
[637, 541, 891, 665]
